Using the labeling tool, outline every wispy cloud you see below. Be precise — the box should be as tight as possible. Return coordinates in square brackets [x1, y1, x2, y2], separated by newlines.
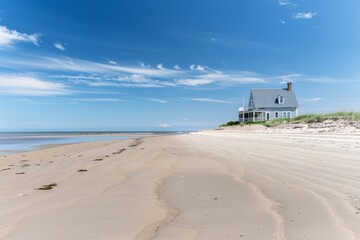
[2, 52, 350, 91]
[0, 25, 40, 47]
[303, 97, 322, 102]
[176, 71, 265, 86]
[0, 54, 179, 79]
[293, 12, 317, 20]
[157, 63, 165, 70]
[0, 53, 267, 88]
[187, 98, 232, 103]
[278, 74, 302, 84]
[174, 65, 181, 70]
[68, 74, 176, 88]
[146, 98, 167, 104]
[278, 74, 355, 84]
[158, 123, 170, 128]
[278, 0, 297, 8]
[139, 62, 150, 68]
[0, 74, 69, 96]
[54, 42, 66, 51]
[276, 73, 352, 84]
[190, 64, 206, 71]
[176, 78, 214, 86]
[108, 60, 117, 65]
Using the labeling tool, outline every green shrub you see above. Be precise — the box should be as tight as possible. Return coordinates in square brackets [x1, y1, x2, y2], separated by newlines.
[220, 121, 240, 127]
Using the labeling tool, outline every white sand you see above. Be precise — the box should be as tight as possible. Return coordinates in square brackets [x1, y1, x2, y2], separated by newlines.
[0, 131, 359, 239]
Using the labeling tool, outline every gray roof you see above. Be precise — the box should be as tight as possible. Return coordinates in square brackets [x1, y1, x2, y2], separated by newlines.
[250, 89, 299, 109]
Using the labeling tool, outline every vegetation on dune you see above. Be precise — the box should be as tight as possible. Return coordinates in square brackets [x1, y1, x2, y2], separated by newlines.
[293, 112, 360, 123]
[220, 120, 267, 127]
[220, 121, 240, 127]
[220, 112, 360, 127]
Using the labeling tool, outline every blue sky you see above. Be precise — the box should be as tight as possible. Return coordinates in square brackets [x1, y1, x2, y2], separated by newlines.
[0, 0, 360, 131]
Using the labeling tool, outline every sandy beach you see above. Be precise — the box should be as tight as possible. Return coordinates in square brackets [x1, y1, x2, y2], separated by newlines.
[0, 131, 360, 240]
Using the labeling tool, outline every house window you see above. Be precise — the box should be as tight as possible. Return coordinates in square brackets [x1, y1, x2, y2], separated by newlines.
[281, 112, 291, 118]
[277, 96, 284, 104]
[275, 112, 279, 118]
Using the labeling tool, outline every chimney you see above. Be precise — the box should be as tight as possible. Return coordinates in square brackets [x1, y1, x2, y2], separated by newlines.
[287, 82, 292, 91]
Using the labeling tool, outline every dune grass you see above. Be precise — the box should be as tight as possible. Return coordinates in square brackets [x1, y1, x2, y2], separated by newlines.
[220, 112, 360, 127]
[293, 112, 360, 123]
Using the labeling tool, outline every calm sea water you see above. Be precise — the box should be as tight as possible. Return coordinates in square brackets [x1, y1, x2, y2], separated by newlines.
[0, 132, 177, 155]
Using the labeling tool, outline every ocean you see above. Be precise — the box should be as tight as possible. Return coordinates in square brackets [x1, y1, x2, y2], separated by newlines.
[0, 131, 177, 155]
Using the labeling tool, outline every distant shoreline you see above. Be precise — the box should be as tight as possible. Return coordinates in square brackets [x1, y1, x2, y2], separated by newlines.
[0, 132, 182, 155]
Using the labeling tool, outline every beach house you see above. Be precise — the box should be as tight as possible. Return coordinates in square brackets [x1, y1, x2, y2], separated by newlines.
[239, 82, 299, 122]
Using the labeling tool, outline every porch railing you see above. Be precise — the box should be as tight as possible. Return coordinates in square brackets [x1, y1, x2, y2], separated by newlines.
[239, 117, 267, 122]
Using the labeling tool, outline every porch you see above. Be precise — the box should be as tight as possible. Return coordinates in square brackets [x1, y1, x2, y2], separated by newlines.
[239, 110, 269, 122]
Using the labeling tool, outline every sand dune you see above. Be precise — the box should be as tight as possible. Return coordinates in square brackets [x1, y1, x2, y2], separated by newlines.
[0, 132, 359, 239]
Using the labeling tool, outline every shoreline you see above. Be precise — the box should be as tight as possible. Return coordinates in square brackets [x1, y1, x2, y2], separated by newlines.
[0, 131, 359, 239]
[0, 132, 175, 156]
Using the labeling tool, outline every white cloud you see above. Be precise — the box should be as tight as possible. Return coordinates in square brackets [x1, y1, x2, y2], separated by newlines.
[293, 12, 317, 20]
[187, 98, 232, 103]
[4, 52, 344, 90]
[139, 62, 151, 68]
[146, 98, 167, 104]
[0, 74, 68, 96]
[0, 25, 40, 46]
[54, 42, 66, 51]
[280, 20, 286, 25]
[279, 74, 347, 84]
[0, 55, 180, 79]
[190, 65, 206, 71]
[0, 53, 267, 88]
[278, 0, 297, 8]
[174, 65, 181, 70]
[278, 74, 302, 84]
[157, 63, 165, 70]
[176, 78, 215, 86]
[108, 60, 117, 65]
[69, 73, 176, 88]
[0, 49, 268, 88]
[158, 123, 170, 128]
[304, 97, 322, 102]
[176, 71, 265, 86]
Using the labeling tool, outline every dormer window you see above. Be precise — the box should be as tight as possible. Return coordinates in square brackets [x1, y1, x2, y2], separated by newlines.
[277, 95, 284, 104]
